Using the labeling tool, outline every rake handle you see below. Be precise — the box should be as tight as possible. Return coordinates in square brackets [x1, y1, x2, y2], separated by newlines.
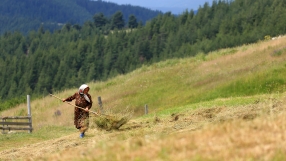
[49, 94, 100, 116]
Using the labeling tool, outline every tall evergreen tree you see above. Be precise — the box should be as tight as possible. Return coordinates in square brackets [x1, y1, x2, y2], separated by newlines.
[111, 11, 125, 29]
[128, 14, 138, 29]
[93, 12, 107, 29]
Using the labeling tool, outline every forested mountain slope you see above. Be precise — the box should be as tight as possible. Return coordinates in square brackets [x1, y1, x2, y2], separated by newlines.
[0, 0, 162, 35]
[0, 0, 286, 110]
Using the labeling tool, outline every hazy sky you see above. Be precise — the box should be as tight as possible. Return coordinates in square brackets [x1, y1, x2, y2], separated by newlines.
[105, 0, 214, 14]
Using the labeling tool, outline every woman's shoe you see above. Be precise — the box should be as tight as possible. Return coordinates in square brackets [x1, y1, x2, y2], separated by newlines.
[80, 133, 85, 138]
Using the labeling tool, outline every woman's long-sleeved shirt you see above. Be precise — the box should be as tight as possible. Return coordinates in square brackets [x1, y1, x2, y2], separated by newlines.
[65, 92, 92, 109]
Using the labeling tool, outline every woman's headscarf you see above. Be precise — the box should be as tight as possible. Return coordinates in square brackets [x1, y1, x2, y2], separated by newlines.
[79, 84, 91, 103]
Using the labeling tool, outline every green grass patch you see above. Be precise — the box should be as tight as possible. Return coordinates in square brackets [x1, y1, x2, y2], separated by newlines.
[271, 150, 286, 161]
[191, 67, 286, 103]
[272, 47, 286, 57]
[143, 94, 276, 118]
[0, 96, 26, 112]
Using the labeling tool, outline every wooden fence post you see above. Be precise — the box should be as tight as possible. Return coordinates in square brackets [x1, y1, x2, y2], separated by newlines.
[27, 95, 32, 133]
[145, 104, 148, 115]
[27, 95, 31, 116]
[1, 117, 4, 133]
[98, 96, 104, 114]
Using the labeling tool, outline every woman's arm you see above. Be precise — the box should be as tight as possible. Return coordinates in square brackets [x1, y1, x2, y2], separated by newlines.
[63, 93, 77, 102]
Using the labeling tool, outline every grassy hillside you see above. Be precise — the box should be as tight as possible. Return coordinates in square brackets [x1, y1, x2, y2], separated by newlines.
[1, 36, 286, 160]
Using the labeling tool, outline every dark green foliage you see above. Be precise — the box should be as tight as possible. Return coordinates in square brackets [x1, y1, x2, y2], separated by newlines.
[128, 15, 138, 29]
[1, 0, 286, 111]
[0, 0, 162, 35]
[93, 13, 108, 29]
[111, 11, 125, 29]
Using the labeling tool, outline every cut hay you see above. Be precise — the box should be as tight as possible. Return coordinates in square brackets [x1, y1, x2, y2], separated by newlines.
[90, 107, 133, 131]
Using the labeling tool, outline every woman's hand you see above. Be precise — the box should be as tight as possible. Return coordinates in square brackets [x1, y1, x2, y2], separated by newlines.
[84, 107, 89, 112]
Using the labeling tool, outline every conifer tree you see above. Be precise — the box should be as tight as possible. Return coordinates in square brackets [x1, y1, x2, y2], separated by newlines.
[111, 11, 125, 29]
[128, 14, 138, 29]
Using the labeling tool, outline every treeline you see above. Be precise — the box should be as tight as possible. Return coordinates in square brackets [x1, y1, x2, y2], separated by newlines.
[1, 0, 286, 111]
[0, 0, 162, 35]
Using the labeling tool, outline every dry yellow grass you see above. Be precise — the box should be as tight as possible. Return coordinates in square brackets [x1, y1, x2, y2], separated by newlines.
[1, 94, 285, 161]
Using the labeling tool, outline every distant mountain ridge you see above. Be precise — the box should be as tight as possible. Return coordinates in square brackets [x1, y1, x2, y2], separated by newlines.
[0, 0, 162, 35]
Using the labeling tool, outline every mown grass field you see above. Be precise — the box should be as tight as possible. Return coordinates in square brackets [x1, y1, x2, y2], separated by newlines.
[1, 36, 286, 161]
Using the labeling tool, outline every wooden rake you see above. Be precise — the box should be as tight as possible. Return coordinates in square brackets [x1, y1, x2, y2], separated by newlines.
[49, 94, 107, 118]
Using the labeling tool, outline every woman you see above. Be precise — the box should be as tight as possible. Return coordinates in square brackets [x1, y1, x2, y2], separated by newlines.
[63, 84, 93, 138]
